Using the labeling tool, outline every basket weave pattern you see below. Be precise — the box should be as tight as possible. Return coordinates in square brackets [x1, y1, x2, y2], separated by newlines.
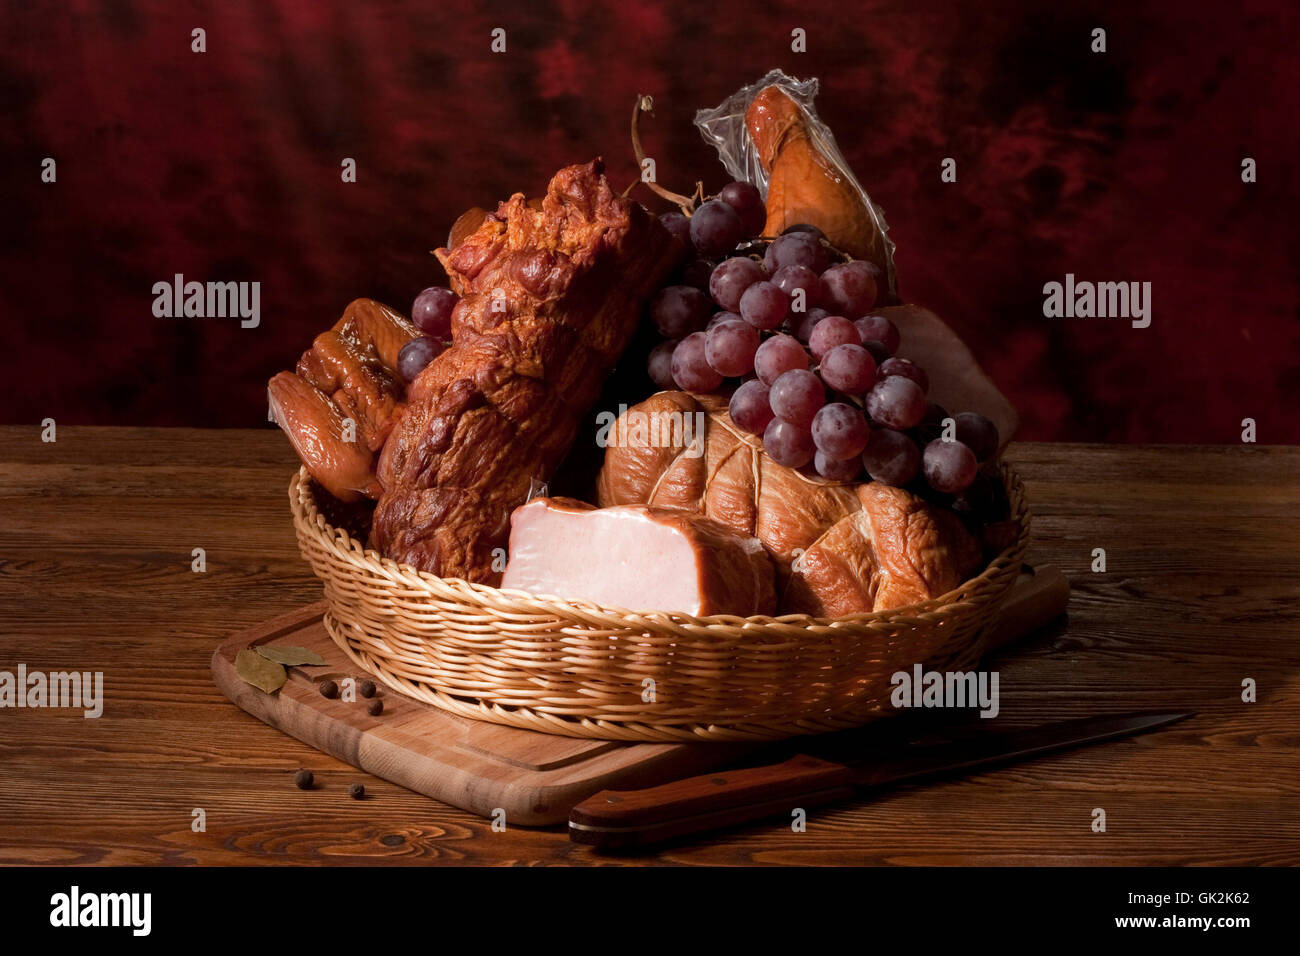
[290, 464, 1030, 742]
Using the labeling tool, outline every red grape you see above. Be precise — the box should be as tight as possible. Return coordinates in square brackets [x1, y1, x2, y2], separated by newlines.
[821, 261, 879, 317]
[862, 340, 892, 364]
[763, 418, 817, 469]
[923, 439, 978, 493]
[650, 285, 712, 338]
[670, 331, 724, 392]
[791, 307, 829, 344]
[854, 314, 901, 354]
[658, 211, 692, 247]
[819, 343, 877, 394]
[808, 315, 859, 362]
[877, 357, 928, 393]
[814, 450, 862, 481]
[769, 369, 825, 427]
[865, 376, 927, 429]
[681, 258, 715, 291]
[754, 333, 810, 385]
[954, 412, 1000, 462]
[764, 231, 830, 274]
[689, 200, 745, 258]
[647, 339, 677, 389]
[397, 336, 443, 382]
[718, 181, 767, 236]
[705, 319, 760, 377]
[729, 379, 775, 434]
[771, 264, 824, 311]
[708, 256, 765, 311]
[411, 287, 458, 338]
[739, 280, 790, 330]
[707, 309, 740, 330]
[862, 428, 921, 486]
[910, 401, 950, 444]
[923, 402, 950, 426]
[855, 260, 885, 299]
[811, 403, 870, 460]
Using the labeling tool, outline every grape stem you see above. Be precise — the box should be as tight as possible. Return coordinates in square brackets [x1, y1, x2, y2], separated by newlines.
[817, 237, 853, 263]
[627, 95, 704, 214]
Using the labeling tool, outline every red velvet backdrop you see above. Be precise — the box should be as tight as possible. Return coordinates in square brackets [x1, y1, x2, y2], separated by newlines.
[1, 0, 1296, 441]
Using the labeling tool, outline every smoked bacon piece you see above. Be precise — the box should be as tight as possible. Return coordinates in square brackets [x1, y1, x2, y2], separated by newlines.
[371, 160, 678, 582]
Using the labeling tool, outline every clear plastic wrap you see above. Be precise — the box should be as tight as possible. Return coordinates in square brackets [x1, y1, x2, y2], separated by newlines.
[694, 69, 897, 296]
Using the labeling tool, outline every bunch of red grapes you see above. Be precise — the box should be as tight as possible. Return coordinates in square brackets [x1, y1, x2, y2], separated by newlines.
[648, 182, 1000, 499]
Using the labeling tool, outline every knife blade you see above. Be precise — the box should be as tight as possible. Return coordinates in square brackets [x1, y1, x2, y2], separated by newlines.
[569, 710, 1192, 850]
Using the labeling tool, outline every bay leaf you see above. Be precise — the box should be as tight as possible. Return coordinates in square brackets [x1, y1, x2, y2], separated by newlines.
[255, 644, 327, 667]
[235, 648, 287, 693]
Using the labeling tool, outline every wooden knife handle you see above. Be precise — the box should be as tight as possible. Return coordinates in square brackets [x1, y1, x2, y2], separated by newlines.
[569, 754, 857, 851]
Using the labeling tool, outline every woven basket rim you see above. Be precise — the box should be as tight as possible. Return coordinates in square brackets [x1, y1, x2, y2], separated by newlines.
[290, 461, 1031, 631]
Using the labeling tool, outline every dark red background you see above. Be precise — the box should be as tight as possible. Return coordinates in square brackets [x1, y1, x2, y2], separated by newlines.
[1, 0, 1296, 442]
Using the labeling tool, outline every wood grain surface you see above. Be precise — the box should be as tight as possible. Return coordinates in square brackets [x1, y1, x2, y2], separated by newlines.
[1, 426, 1297, 866]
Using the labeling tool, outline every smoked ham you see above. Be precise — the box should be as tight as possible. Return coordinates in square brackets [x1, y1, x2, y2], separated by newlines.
[746, 85, 893, 286]
[370, 160, 679, 582]
[501, 497, 776, 616]
[596, 390, 983, 615]
[268, 298, 418, 502]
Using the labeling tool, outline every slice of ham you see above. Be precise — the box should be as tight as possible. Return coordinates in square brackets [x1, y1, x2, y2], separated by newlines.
[501, 497, 776, 617]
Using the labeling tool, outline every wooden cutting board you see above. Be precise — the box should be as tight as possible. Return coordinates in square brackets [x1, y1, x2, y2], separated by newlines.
[212, 568, 1068, 826]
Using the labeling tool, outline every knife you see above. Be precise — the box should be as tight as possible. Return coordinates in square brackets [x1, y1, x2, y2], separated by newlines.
[569, 710, 1192, 850]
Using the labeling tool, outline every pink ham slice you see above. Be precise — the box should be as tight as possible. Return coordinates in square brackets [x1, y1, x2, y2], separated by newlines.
[501, 497, 777, 616]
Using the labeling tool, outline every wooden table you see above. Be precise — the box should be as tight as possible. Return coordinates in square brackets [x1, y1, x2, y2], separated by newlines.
[1, 427, 1297, 866]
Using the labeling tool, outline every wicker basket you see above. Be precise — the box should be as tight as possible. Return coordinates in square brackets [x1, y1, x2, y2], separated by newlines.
[289, 464, 1030, 742]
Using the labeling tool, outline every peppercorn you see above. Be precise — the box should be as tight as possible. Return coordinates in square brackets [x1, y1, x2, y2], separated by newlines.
[367, 699, 383, 716]
[349, 783, 365, 800]
[294, 769, 314, 790]
[359, 680, 376, 698]
[318, 679, 339, 699]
